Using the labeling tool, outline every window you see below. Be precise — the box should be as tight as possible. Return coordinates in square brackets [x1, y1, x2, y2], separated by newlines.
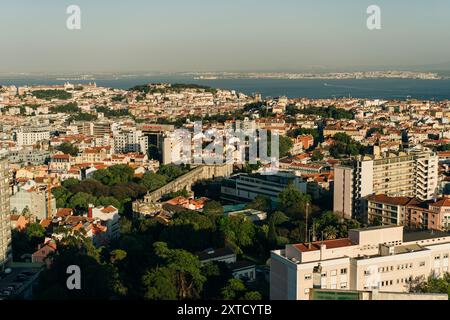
[321, 272, 327, 277]
[304, 274, 312, 280]
[340, 282, 347, 289]
[435, 256, 441, 260]
[420, 261, 426, 267]
[444, 254, 449, 259]
[304, 289, 310, 295]
[340, 268, 348, 275]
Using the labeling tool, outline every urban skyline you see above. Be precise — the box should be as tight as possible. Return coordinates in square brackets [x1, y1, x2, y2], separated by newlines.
[1, 0, 450, 308]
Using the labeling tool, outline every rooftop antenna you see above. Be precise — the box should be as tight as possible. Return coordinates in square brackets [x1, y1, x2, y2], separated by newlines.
[305, 202, 310, 244]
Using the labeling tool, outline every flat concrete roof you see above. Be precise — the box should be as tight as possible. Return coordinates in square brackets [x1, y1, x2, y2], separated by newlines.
[350, 225, 401, 232]
[403, 230, 450, 242]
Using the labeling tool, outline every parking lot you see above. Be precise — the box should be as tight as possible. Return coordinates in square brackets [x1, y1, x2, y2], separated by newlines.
[0, 267, 42, 300]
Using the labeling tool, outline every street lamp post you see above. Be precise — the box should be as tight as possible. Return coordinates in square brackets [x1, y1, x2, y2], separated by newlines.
[305, 202, 310, 243]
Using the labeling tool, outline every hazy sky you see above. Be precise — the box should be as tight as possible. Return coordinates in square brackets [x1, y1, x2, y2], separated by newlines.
[1, 0, 449, 73]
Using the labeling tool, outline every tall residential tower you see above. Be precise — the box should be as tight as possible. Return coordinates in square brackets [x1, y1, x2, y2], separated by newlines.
[0, 151, 12, 270]
[334, 148, 439, 220]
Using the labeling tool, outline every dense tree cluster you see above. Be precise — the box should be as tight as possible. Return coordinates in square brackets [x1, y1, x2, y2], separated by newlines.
[52, 164, 189, 215]
[51, 102, 79, 114]
[11, 223, 46, 261]
[56, 142, 79, 157]
[295, 105, 354, 120]
[329, 133, 366, 158]
[68, 112, 97, 122]
[95, 105, 130, 117]
[409, 273, 450, 298]
[42, 163, 360, 301]
[32, 90, 72, 100]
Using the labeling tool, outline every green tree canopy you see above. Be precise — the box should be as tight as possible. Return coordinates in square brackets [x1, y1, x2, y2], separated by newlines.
[278, 185, 311, 220]
[142, 242, 206, 300]
[140, 172, 168, 191]
[245, 195, 272, 212]
[219, 215, 255, 254]
[203, 201, 224, 217]
[56, 143, 79, 157]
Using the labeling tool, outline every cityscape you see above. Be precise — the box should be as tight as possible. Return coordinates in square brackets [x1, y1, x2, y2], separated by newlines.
[1, 0, 450, 312]
[1, 81, 450, 302]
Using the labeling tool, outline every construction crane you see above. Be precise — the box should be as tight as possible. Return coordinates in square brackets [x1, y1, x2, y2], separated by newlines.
[46, 177, 56, 220]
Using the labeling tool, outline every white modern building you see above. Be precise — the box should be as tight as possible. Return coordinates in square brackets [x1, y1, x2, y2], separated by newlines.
[89, 205, 120, 241]
[271, 225, 450, 300]
[113, 129, 148, 154]
[221, 172, 307, 204]
[0, 152, 12, 270]
[15, 127, 51, 147]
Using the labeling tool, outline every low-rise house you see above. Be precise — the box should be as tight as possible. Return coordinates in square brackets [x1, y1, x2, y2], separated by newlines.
[88, 205, 120, 241]
[165, 196, 209, 211]
[32, 239, 57, 267]
[197, 247, 237, 265]
[10, 214, 29, 231]
[225, 208, 267, 222]
[229, 260, 257, 282]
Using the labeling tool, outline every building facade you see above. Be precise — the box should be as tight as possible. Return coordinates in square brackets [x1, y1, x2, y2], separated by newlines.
[10, 182, 56, 220]
[270, 225, 450, 300]
[8, 149, 51, 165]
[113, 129, 148, 154]
[366, 194, 450, 231]
[221, 172, 308, 204]
[0, 153, 12, 270]
[334, 149, 439, 220]
[15, 127, 51, 147]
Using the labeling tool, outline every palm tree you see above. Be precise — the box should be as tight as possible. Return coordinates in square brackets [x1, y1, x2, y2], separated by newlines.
[323, 226, 338, 240]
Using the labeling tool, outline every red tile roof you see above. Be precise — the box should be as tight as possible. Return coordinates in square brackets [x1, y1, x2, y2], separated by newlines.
[293, 238, 354, 252]
[367, 194, 413, 206]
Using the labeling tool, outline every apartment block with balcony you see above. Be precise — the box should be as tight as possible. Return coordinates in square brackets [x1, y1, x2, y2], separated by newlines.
[270, 225, 450, 300]
[366, 194, 450, 231]
[0, 152, 12, 270]
[334, 149, 439, 220]
[113, 129, 148, 154]
[15, 127, 51, 147]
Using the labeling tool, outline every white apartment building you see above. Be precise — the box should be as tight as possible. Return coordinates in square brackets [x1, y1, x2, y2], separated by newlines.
[0, 152, 12, 270]
[89, 205, 120, 241]
[113, 129, 148, 154]
[221, 172, 308, 204]
[334, 149, 439, 220]
[270, 225, 450, 300]
[15, 127, 51, 147]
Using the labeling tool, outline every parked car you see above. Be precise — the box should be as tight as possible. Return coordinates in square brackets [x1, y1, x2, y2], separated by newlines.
[0, 290, 11, 297]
